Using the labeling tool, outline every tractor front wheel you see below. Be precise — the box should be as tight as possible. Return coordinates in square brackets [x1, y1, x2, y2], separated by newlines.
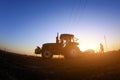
[42, 50, 53, 59]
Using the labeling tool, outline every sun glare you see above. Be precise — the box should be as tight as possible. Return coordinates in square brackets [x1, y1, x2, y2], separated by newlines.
[78, 43, 99, 53]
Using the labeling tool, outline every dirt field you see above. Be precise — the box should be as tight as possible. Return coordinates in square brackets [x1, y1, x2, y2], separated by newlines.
[0, 50, 120, 80]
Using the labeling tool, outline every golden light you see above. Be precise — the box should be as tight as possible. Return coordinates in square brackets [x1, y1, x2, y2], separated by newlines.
[78, 41, 99, 53]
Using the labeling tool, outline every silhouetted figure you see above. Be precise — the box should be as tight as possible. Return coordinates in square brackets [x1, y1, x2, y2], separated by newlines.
[56, 33, 59, 44]
[100, 43, 104, 53]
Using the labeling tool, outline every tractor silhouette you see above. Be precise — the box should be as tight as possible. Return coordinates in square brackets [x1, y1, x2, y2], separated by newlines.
[35, 33, 81, 59]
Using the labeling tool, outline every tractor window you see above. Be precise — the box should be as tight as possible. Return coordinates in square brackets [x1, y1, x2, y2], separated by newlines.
[60, 39, 67, 47]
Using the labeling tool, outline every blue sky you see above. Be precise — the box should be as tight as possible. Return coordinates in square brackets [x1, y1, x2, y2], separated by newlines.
[0, 0, 120, 54]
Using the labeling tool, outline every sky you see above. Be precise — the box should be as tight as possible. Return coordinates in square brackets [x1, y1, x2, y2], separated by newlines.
[0, 0, 120, 55]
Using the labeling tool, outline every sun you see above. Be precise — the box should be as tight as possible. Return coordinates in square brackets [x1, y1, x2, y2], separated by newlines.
[78, 43, 99, 53]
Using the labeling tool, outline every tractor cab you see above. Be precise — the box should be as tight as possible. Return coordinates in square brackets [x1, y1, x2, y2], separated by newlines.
[60, 34, 74, 42]
[56, 33, 79, 47]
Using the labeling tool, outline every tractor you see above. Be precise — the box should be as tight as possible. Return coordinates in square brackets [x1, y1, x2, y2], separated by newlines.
[35, 33, 81, 59]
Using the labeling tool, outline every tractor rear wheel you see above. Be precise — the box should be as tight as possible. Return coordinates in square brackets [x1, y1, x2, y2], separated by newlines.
[42, 50, 53, 59]
[64, 46, 80, 59]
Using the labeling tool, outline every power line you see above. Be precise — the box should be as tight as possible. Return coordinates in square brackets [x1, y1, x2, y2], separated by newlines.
[66, 0, 88, 30]
[66, 0, 81, 28]
[67, 0, 77, 28]
[76, 0, 88, 25]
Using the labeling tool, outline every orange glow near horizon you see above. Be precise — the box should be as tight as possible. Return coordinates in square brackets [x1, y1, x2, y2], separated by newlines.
[78, 43, 99, 52]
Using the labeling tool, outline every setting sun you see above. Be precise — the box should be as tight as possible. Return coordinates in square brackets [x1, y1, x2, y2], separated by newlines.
[77, 38, 100, 53]
[78, 43, 99, 52]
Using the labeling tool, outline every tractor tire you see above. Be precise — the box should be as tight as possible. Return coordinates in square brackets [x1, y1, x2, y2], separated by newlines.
[42, 50, 53, 59]
[64, 46, 80, 59]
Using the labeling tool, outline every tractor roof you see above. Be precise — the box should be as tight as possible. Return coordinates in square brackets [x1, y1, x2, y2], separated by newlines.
[60, 34, 74, 40]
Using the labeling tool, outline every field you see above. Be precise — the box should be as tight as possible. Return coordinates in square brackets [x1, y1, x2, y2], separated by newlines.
[0, 50, 120, 80]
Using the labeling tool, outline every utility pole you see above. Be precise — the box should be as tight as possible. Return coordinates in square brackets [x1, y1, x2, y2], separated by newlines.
[104, 35, 107, 52]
